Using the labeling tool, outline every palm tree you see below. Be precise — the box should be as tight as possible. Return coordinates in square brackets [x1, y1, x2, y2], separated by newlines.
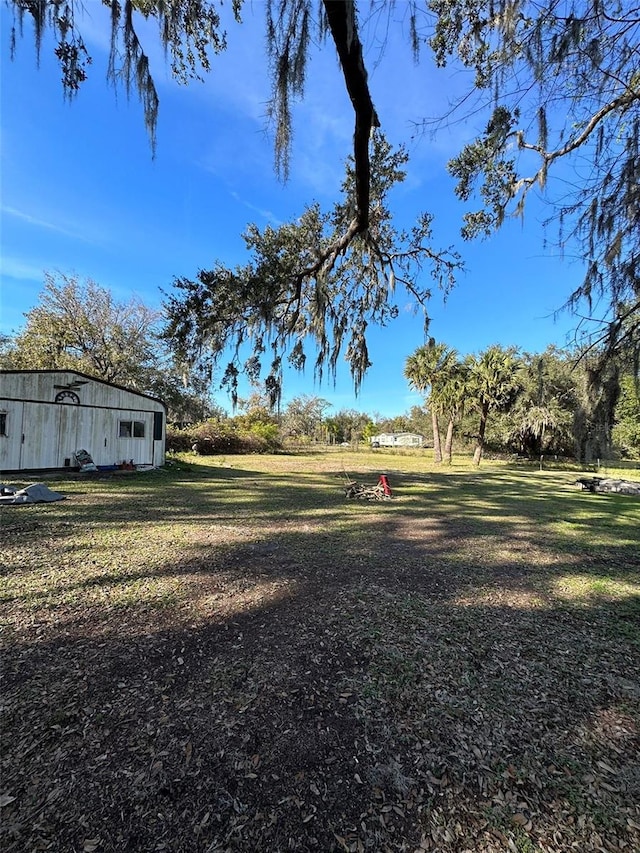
[404, 339, 457, 462]
[466, 345, 520, 465]
[431, 361, 470, 464]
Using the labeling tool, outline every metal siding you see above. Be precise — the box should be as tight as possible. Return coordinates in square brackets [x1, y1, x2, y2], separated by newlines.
[75, 407, 97, 464]
[75, 407, 118, 466]
[116, 411, 153, 466]
[1, 371, 165, 412]
[152, 441, 165, 468]
[74, 378, 165, 413]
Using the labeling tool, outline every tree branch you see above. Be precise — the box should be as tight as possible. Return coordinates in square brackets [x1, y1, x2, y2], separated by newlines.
[518, 88, 638, 168]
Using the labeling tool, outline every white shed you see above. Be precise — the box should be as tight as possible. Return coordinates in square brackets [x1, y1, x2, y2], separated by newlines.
[370, 432, 424, 448]
[0, 370, 166, 473]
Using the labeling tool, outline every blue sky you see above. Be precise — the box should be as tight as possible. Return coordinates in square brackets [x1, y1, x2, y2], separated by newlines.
[1, 2, 587, 416]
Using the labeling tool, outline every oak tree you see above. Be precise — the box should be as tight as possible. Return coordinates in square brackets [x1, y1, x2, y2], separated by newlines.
[422, 0, 640, 359]
[9, 1, 639, 385]
[163, 137, 460, 405]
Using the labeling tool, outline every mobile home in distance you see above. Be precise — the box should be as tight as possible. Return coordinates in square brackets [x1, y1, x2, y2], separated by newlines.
[370, 432, 424, 448]
[0, 370, 166, 473]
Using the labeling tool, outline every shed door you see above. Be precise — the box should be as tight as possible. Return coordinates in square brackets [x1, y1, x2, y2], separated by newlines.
[88, 408, 114, 467]
[153, 411, 163, 441]
[0, 402, 24, 472]
[57, 404, 80, 467]
[20, 403, 60, 469]
[152, 411, 165, 467]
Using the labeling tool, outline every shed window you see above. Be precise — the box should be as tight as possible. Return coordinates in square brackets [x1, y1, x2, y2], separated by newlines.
[0, 413, 6, 436]
[119, 420, 145, 438]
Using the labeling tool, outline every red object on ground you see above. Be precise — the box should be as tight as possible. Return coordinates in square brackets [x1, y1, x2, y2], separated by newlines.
[378, 475, 392, 497]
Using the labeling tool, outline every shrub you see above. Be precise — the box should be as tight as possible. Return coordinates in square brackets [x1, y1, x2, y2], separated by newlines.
[166, 424, 193, 453]
[166, 418, 282, 455]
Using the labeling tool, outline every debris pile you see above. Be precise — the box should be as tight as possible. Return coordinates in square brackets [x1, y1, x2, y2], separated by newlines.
[576, 476, 640, 496]
[345, 474, 392, 500]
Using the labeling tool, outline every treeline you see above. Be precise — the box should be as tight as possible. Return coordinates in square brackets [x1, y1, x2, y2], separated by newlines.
[407, 341, 639, 463]
[164, 353, 639, 463]
[404, 340, 640, 464]
[2, 275, 638, 462]
[167, 341, 639, 464]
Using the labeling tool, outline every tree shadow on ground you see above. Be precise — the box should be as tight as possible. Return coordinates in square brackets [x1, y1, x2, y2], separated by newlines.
[1, 464, 639, 852]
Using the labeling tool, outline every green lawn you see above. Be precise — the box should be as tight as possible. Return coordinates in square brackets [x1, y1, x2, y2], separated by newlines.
[1, 451, 639, 852]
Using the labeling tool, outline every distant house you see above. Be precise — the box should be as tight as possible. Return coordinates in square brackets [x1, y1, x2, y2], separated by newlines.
[0, 370, 166, 473]
[370, 432, 424, 448]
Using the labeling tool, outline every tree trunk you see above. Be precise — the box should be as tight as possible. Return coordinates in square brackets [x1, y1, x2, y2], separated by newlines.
[323, 0, 379, 228]
[443, 417, 454, 464]
[432, 410, 443, 463]
[473, 406, 488, 466]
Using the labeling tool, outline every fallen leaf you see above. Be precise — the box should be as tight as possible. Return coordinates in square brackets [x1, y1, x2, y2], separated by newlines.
[333, 833, 349, 851]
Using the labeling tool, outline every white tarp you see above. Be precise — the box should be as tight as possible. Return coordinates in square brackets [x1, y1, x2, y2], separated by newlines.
[0, 483, 66, 505]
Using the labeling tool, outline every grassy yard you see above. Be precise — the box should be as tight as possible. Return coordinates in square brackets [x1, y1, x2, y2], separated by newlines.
[1, 451, 639, 853]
